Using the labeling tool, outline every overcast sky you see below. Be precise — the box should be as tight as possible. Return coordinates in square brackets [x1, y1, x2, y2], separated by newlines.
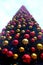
[0, 0, 43, 32]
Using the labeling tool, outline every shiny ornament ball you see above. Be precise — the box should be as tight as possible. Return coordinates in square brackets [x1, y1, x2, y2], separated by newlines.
[13, 54, 18, 59]
[22, 38, 29, 45]
[8, 36, 12, 40]
[37, 35, 42, 39]
[2, 48, 8, 54]
[38, 32, 42, 35]
[34, 36, 37, 40]
[31, 38, 35, 43]
[40, 53, 43, 59]
[21, 30, 25, 33]
[19, 47, 25, 52]
[7, 51, 13, 57]
[30, 31, 35, 37]
[24, 34, 30, 39]
[31, 47, 36, 52]
[29, 26, 32, 29]
[15, 33, 20, 39]
[17, 24, 21, 28]
[22, 54, 31, 63]
[31, 53, 37, 59]
[37, 43, 43, 50]
[10, 30, 15, 35]
[37, 27, 41, 31]
[0, 47, 2, 50]
[3, 40, 9, 46]
[16, 29, 20, 33]
[12, 40, 19, 46]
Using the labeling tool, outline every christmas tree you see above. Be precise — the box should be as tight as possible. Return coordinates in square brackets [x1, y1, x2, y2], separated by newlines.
[0, 6, 43, 65]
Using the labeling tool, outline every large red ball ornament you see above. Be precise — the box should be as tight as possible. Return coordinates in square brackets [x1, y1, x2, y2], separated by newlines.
[37, 35, 42, 39]
[10, 30, 15, 35]
[7, 51, 13, 57]
[22, 54, 31, 63]
[31, 47, 36, 52]
[31, 38, 35, 43]
[26, 30, 30, 33]
[30, 31, 35, 37]
[40, 53, 43, 59]
[24, 34, 30, 39]
[2, 48, 8, 54]
[12, 40, 19, 46]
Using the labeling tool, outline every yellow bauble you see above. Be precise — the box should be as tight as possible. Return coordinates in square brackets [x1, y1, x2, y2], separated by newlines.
[31, 53, 37, 59]
[10, 25, 14, 29]
[37, 27, 41, 31]
[29, 26, 32, 29]
[0, 47, 2, 50]
[8, 36, 12, 40]
[1, 36, 6, 40]
[34, 36, 37, 40]
[38, 32, 42, 35]
[21, 30, 25, 33]
[17, 24, 21, 28]
[13, 54, 18, 59]
[19, 47, 25, 52]
[22, 24, 26, 27]
[6, 31, 10, 34]
[37, 43, 43, 50]
[3, 40, 9, 46]
[17, 33, 20, 36]
[16, 29, 20, 33]
[22, 38, 29, 45]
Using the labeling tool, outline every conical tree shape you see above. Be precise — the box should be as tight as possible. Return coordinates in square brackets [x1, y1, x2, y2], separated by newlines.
[0, 6, 43, 65]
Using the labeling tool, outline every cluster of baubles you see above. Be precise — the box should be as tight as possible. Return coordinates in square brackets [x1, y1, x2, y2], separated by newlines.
[0, 6, 43, 65]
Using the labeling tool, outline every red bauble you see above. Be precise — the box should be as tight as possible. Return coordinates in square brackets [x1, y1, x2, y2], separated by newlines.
[31, 38, 35, 42]
[31, 47, 36, 52]
[2, 48, 8, 54]
[26, 30, 30, 33]
[30, 31, 35, 37]
[15, 34, 20, 39]
[22, 54, 31, 63]
[24, 34, 30, 39]
[40, 53, 43, 59]
[12, 40, 19, 46]
[37, 35, 42, 39]
[10, 30, 15, 35]
[7, 51, 13, 57]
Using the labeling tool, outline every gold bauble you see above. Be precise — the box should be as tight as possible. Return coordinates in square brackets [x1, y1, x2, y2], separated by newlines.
[11, 25, 14, 28]
[37, 43, 43, 50]
[37, 27, 41, 31]
[21, 30, 25, 33]
[19, 47, 25, 52]
[22, 38, 29, 45]
[38, 32, 42, 35]
[6, 31, 10, 34]
[22, 24, 26, 27]
[31, 53, 37, 59]
[0, 47, 2, 50]
[29, 26, 32, 29]
[34, 36, 37, 40]
[8, 36, 12, 40]
[13, 54, 18, 59]
[13, 64, 17, 65]
[3, 40, 9, 46]
[17, 33, 20, 36]
[17, 24, 21, 28]
[1, 36, 6, 40]
[16, 29, 20, 33]
[22, 18, 25, 21]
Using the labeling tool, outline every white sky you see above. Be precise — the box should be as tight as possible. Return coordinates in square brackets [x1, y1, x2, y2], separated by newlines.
[0, 0, 43, 32]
